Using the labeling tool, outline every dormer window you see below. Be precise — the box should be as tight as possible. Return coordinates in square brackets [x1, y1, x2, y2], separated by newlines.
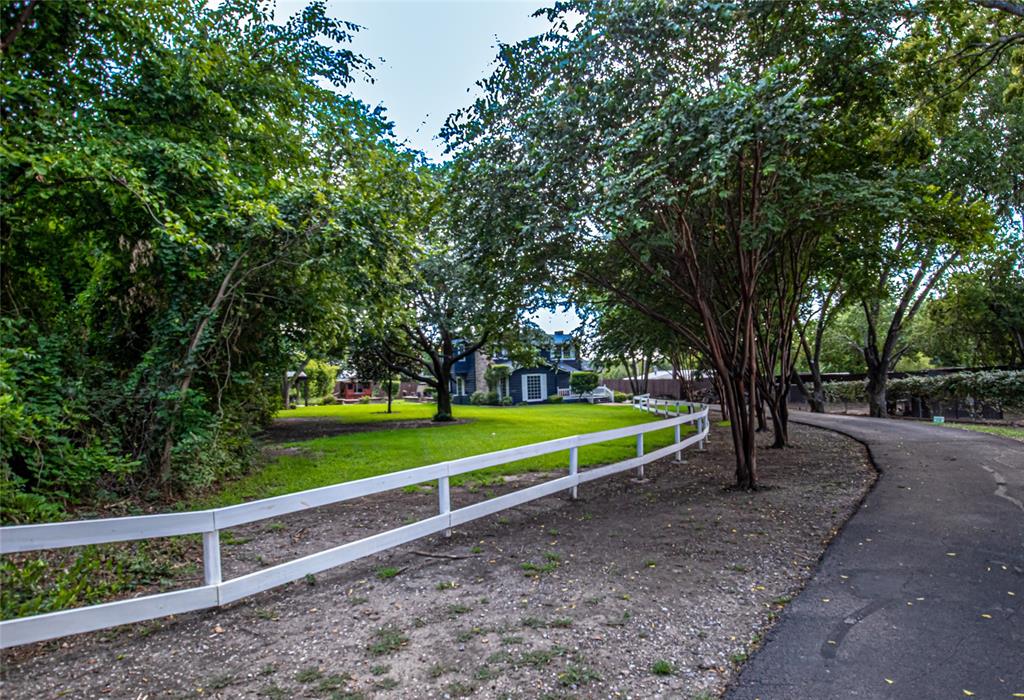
[551, 341, 574, 361]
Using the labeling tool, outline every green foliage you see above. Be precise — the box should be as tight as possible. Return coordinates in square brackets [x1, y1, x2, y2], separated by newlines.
[924, 240, 1024, 367]
[824, 370, 1024, 409]
[0, 0, 420, 511]
[1, 540, 185, 620]
[469, 391, 490, 405]
[0, 321, 139, 520]
[547, 394, 563, 403]
[613, 391, 629, 403]
[484, 364, 511, 392]
[305, 360, 340, 401]
[651, 660, 674, 676]
[569, 371, 599, 396]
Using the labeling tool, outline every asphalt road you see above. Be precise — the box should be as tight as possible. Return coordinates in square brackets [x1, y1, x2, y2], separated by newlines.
[727, 413, 1024, 700]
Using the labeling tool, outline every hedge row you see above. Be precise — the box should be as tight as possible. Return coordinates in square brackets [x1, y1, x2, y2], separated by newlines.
[822, 370, 1024, 409]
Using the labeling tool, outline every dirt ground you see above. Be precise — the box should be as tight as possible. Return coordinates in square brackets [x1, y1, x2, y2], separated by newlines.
[0, 420, 875, 700]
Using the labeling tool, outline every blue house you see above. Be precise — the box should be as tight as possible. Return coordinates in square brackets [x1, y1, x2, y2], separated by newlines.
[450, 331, 591, 405]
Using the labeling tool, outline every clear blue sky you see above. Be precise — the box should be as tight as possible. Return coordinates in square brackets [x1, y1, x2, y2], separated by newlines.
[274, 0, 582, 333]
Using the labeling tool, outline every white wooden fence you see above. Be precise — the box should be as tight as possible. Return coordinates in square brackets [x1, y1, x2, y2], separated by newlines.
[0, 401, 709, 649]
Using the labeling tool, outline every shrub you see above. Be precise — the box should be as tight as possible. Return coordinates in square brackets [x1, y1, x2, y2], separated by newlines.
[570, 371, 599, 395]
[613, 391, 628, 403]
[469, 391, 489, 405]
[359, 395, 372, 404]
[304, 359, 340, 400]
[500, 396, 513, 406]
[548, 394, 563, 403]
[484, 365, 511, 392]
[823, 370, 1024, 409]
[321, 394, 336, 405]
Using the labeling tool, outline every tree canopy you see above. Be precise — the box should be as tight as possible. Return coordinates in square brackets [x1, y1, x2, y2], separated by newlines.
[0, 0, 422, 516]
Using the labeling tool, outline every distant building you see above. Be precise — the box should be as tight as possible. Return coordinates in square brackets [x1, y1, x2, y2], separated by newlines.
[450, 331, 592, 404]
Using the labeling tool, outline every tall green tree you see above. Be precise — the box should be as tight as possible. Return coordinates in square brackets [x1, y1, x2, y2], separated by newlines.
[0, 0, 418, 510]
[925, 238, 1024, 366]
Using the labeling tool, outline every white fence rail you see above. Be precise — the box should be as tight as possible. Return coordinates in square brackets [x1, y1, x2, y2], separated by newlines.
[0, 402, 709, 648]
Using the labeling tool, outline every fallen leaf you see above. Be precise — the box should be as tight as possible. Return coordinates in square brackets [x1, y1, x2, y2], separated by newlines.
[962, 691, 974, 697]
[946, 552, 957, 557]
[980, 613, 992, 619]
[884, 678, 894, 685]
[213, 625, 224, 634]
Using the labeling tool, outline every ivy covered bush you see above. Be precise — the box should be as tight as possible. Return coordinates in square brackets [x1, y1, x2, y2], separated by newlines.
[823, 370, 1024, 409]
[0, 1, 418, 520]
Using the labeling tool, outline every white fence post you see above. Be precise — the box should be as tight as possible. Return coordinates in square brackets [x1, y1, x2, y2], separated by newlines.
[438, 476, 451, 537]
[569, 446, 579, 500]
[698, 411, 707, 451]
[202, 531, 222, 586]
[673, 424, 684, 463]
[635, 433, 644, 478]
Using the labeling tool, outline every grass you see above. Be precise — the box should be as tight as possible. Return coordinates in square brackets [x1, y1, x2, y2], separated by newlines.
[203, 403, 684, 506]
[367, 625, 408, 656]
[651, 659, 674, 676]
[945, 422, 1024, 442]
[558, 664, 600, 686]
[375, 567, 401, 580]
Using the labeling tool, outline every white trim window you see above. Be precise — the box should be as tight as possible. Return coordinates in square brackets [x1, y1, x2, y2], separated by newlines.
[522, 373, 546, 402]
[456, 377, 466, 396]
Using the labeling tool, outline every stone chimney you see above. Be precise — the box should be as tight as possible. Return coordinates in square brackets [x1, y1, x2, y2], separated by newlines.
[475, 349, 490, 392]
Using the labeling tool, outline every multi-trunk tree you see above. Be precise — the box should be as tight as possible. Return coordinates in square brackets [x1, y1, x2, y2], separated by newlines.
[445, 1, 921, 489]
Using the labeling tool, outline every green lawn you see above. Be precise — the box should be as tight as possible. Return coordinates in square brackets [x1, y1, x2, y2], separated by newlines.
[205, 403, 690, 507]
[945, 422, 1024, 442]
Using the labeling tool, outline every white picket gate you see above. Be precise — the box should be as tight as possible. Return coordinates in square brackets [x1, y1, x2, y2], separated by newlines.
[0, 402, 709, 648]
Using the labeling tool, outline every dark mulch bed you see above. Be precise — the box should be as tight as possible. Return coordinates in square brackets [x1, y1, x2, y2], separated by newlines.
[259, 416, 473, 442]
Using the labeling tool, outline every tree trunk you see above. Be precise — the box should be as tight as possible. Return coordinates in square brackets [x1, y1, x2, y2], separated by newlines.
[793, 371, 826, 413]
[158, 254, 245, 485]
[435, 381, 454, 421]
[806, 369, 826, 413]
[386, 379, 393, 414]
[721, 373, 758, 490]
[713, 373, 729, 422]
[766, 389, 789, 448]
[865, 361, 888, 418]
